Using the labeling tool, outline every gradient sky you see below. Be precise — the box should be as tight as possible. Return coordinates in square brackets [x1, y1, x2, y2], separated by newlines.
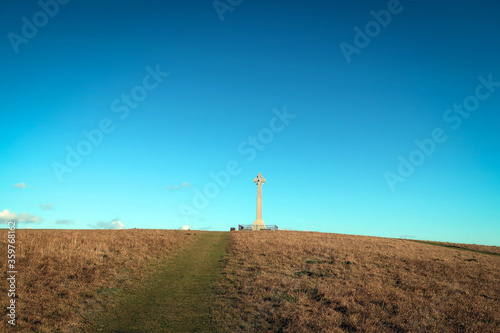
[1, 0, 499, 246]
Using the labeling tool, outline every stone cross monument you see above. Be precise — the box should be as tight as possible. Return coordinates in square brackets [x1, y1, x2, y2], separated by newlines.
[252, 173, 266, 230]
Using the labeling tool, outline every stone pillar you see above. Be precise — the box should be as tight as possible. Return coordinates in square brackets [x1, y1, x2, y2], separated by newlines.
[252, 173, 266, 230]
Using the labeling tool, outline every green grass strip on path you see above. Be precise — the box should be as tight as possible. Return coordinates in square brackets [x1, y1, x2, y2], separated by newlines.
[90, 231, 228, 332]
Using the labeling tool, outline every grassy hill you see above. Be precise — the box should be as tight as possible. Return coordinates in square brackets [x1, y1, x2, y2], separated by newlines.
[0, 229, 199, 332]
[1, 229, 498, 332]
[212, 231, 499, 332]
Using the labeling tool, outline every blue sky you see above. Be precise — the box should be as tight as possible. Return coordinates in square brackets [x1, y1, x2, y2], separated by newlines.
[1, 0, 499, 246]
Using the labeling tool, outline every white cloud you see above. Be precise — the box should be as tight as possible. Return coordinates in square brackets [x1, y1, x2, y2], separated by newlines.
[17, 213, 43, 223]
[0, 209, 43, 224]
[11, 182, 26, 189]
[0, 209, 15, 222]
[166, 182, 191, 191]
[400, 235, 416, 239]
[55, 219, 73, 225]
[96, 217, 125, 229]
[180, 225, 190, 230]
[40, 204, 54, 211]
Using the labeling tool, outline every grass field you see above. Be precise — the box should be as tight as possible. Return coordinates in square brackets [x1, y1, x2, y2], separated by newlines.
[408, 239, 500, 255]
[213, 231, 500, 332]
[0, 229, 198, 332]
[88, 231, 227, 332]
[1, 229, 499, 332]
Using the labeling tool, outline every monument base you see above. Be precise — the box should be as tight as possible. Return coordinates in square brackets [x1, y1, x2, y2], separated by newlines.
[252, 219, 266, 231]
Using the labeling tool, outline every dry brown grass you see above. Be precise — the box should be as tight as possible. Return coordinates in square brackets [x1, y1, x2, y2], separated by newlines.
[213, 231, 500, 332]
[409, 240, 500, 255]
[0, 229, 198, 332]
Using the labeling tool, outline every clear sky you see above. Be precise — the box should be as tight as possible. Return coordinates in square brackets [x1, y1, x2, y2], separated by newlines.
[1, 0, 499, 246]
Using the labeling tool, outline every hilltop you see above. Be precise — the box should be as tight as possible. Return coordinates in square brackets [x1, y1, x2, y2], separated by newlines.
[213, 231, 499, 332]
[1, 229, 498, 332]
